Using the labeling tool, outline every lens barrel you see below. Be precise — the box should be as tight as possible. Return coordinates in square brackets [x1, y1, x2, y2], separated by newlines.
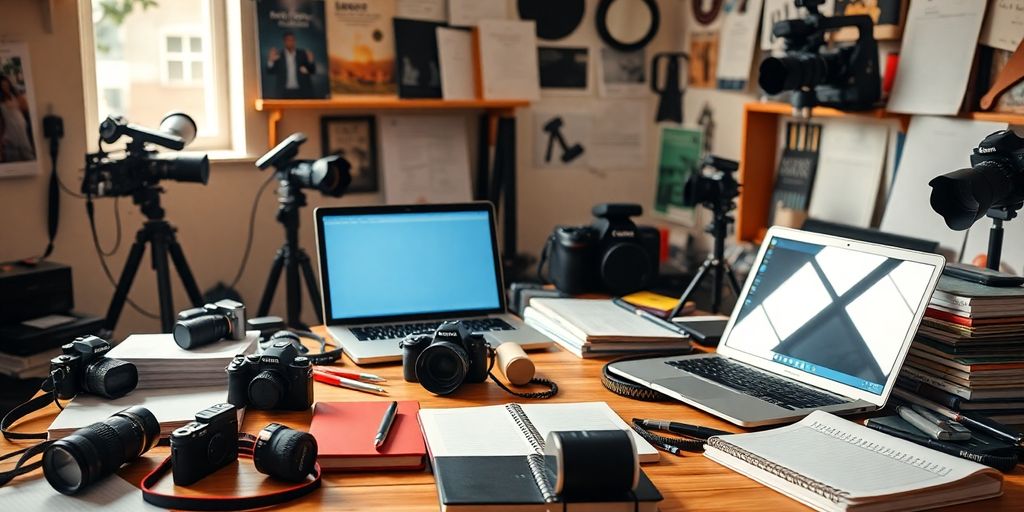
[152, 153, 210, 185]
[292, 155, 351, 197]
[929, 161, 1014, 231]
[43, 406, 160, 495]
[174, 315, 230, 350]
[82, 358, 139, 399]
[253, 423, 318, 483]
[415, 342, 470, 395]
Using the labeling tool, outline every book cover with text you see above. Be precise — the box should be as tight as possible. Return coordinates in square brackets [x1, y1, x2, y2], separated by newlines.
[257, 0, 331, 99]
[327, 0, 397, 95]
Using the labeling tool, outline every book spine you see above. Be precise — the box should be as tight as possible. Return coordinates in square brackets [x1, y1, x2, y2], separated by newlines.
[706, 437, 848, 504]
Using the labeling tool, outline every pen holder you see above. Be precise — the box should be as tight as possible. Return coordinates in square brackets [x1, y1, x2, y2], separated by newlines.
[495, 342, 535, 386]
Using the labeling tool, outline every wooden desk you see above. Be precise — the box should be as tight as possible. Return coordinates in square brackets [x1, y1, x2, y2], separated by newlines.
[3, 338, 1022, 511]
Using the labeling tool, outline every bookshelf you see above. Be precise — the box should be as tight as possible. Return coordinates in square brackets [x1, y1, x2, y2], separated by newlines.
[736, 101, 1024, 244]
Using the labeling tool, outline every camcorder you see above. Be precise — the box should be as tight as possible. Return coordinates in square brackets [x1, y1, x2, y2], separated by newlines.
[758, 0, 880, 111]
[930, 130, 1024, 231]
[226, 341, 313, 411]
[49, 335, 138, 400]
[401, 321, 490, 395]
[683, 156, 741, 211]
[81, 113, 209, 198]
[257, 132, 351, 198]
[174, 299, 247, 350]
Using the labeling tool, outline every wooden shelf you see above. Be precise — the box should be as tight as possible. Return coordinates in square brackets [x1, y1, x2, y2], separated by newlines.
[966, 110, 1024, 125]
[746, 100, 1024, 126]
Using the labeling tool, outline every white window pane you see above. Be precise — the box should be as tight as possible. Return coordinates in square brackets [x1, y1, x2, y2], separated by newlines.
[814, 246, 886, 296]
[190, 37, 202, 53]
[166, 36, 182, 53]
[762, 263, 832, 340]
[168, 60, 183, 81]
[844, 276, 915, 376]
[191, 61, 203, 80]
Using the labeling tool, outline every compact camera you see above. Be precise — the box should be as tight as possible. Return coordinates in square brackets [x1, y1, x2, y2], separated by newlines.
[49, 335, 138, 400]
[174, 299, 247, 350]
[401, 321, 490, 395]
[170, 403, 239, 486]
[542, 203, 660, 295]
[226, 341, 313, 411]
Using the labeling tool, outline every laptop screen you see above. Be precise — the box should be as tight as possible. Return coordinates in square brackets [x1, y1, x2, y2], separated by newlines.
[725, 236, 937, 395]
[319, 208, 503, 322]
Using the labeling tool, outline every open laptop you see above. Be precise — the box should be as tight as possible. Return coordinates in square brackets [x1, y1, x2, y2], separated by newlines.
[314, 202, 552, 364]
[610, 226, 945, 427]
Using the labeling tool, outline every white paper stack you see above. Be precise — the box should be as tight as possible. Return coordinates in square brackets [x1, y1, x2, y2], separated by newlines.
[107, 331, 258, 389]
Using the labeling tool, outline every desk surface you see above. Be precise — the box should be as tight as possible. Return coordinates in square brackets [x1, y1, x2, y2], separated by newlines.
[3, 333, 1022, 511]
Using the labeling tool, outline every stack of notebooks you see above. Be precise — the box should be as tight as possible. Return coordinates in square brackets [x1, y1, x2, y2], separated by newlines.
[524, 298, 689, 358]
[107, 332, 258, 389]
[898, 276, 1024, 423]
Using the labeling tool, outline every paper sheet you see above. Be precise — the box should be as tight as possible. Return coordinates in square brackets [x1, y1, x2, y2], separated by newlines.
[476, 20, 540, 100]
[808, 119, 890, 227]
[980, 0, 1024, 51]
[379, 115, 473, 203]
[715, 0, 765, 89]
[0, 474, 159, 511]
[436, 27, 475, 100]
[587, 100, 648, 171]
[448, 0, 508, 27]
[107, 332, 258, 360]
[598, 47, 647, 97]
[879, 116, 1007, 257]
[396, 0, 447, 22]
[886, 0, 987, 115]
[48, 386, 229, 437]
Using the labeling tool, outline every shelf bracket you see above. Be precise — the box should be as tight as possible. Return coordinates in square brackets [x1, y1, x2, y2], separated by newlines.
[267, 109, 283, 148]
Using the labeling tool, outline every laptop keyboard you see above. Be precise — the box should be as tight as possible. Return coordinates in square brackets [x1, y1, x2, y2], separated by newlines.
[666, 357, 849, 410]
[350, 318, 515, 341]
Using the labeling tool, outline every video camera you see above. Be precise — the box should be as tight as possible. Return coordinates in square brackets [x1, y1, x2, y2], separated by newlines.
[683, 156, 741, 212]
[82, 113, 209, 198]
[256, 132, 351, 197]
[757, 0, 880, 112]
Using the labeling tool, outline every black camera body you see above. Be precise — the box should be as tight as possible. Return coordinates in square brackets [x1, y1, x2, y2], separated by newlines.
[49, 335, 138, 400]
[684, 156, 741, 210]
[226, 341, 313, 411]
[257, 132, 352, 198]
[758, 0, 880, 111]
[170, 403, 239, 486]
[544, 203, 660, 295]
[401, 321, 489, 395]
[174, 299, 247, 350]
[930, 130, 1024, 231]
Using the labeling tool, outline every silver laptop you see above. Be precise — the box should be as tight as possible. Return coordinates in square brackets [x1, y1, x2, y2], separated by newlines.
[314, 202, 551, 364]
[610, 226, 945, 427]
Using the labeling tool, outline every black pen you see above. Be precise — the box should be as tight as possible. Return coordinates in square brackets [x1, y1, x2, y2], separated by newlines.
[865, 420, 1018, 472]
[611, 298, 690, 336]
[374, 401, 398, 451]
[637, 419, 731, 439]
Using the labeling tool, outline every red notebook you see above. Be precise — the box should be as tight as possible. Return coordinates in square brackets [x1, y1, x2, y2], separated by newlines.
[309, 401, 426, 471]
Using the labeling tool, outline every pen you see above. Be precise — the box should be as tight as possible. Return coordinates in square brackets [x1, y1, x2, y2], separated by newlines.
[637, 419, 731, 439]
[893, 388, 1024, 448]
[896, 405, 947, 440]
[611, 298, 690, 336]
[313, 371, 388, 395]
[865, 420, 1018, 472]
[374, 401, 399, 451]
[313, 366, 387, 383]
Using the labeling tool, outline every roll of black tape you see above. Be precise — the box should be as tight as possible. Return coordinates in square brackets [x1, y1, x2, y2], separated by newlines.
[544, 430, 638, 500]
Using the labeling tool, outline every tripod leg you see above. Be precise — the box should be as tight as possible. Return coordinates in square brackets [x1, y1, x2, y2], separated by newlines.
[724, 263, 743, 295]
[167, 238, 204, 307]
[150, 233, 176, 332]
[103, 236, 148, 332]
[670, 260, 712, 318]
[298, 251, 324, 324]
[258, 248, 286, 318]
[285, 248, 302, 328]
[711, 261, 725, 315]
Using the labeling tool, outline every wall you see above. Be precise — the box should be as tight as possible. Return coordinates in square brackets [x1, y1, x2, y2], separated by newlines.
[0, 0, 685, 338]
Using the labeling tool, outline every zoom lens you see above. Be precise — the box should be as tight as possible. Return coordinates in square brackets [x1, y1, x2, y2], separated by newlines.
[82, 358, 139, 399]
[253, 423, 318, 483]
[248, 370, 286, 409]
[43, 406, 159, 495]
[152, 152, 210, 185]
[415, 342, 469, 395]
[174, 314, 229, 350]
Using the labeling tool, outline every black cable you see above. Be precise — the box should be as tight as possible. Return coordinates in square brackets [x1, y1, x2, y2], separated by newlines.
[87, 195, 159, 320]
[230, 173, 275, 288]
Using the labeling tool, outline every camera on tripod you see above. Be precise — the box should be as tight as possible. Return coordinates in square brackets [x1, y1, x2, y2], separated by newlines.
[257, 132, 351, 197]
[683, 156, 740, 211]
[49, 335, 138, 400]
[757, 0, 880, 112]
[82, 113, 210, 198]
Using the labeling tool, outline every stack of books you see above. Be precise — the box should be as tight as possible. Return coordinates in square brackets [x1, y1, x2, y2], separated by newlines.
[898, 275, 1024, 424]
[107, 332, 258, 389]
[523, 298, 689, 358]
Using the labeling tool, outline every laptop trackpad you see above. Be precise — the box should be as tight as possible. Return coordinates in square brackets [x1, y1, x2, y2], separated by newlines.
[656, 375, 738, 400]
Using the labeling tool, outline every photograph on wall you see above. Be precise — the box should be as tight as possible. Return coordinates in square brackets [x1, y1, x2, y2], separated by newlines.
[832, 0, 908, 41]
[598, 47, 646, 97]
[655, 127, 703, 224]
[256, 0, 331, 99]
[538, 46, 590, 95]
[689, 32, 719, 88]
[0, 42, 39, 178]
[328, 0, 397, 95]
[321, 115, 379, 193]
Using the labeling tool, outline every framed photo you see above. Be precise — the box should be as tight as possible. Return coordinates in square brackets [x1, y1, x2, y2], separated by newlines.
[320, 115, 378, 193]
[0, 42, 40, 178]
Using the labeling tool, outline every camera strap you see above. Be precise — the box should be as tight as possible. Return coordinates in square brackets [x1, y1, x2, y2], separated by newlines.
[0, 439, 55, 487]
[141, 434, 322, 511]
[260, 330, 343, 365]
[486, 347, 558, 399]
[1, 378, 60, 441]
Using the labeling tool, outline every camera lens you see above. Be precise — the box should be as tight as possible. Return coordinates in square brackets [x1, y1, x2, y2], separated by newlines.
[929, 161, 1019, 231]
[253, 423, 318, 483]
[174, 314, 230, 349]
[82, 358, 139, 399]
[43, 406, 159, 495]
[600, 243, 653, 295]
[415, 343, 469, 395]
[249, 370, 286, 409]
[758, 54, 829, 95]
[292, 155, 352, 197]
[152, 152, 210, 185]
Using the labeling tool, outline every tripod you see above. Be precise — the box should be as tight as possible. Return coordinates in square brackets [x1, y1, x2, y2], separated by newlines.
[103, 186, 204, 333]
[257, 180, 322, 328]
[669, 197, 742, 317]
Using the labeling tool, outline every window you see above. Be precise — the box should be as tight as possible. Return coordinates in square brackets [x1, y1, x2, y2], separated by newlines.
[84, 0, 231, 150]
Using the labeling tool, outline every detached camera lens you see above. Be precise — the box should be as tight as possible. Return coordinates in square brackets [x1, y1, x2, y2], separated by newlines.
[82, 358, 139, 399]
[43, 406, 159, 495]
[253, 423, 317, 483]
[416, 343, 469, 395]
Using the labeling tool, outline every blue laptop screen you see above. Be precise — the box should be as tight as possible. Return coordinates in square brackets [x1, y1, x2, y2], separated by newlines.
[726, 237, 936, 395]
[320, 210, 502, 321]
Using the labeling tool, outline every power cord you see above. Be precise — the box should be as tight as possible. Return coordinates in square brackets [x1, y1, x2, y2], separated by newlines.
[86, 195, 159, 320]
[230, 173, 276, 288]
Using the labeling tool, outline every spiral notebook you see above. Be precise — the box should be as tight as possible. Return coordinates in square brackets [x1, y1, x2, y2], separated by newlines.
[704, 411, 1003, 512]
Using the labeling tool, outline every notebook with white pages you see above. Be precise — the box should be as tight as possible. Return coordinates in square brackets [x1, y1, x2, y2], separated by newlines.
[528, 299, 688, 343]
[704, 410, 1003, 512]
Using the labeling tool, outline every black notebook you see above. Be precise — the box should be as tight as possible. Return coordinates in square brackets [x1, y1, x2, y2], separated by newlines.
[419, 403, 662, 512]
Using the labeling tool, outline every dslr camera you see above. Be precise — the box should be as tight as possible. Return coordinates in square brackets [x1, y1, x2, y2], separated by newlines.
[50, 335, 138, 400]
[170, 403, 239, 486]
[401, 321, 489, 395]
[174, 299, 247, 350]
[757, 0, 880, 111]
[542, 203, 660, 295]
[930, 130, 1024, 230]
[226, 340, 313, 411]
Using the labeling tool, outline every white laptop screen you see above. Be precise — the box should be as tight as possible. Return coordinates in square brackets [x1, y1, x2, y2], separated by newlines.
[725, 236, 936, 395]
[320, 209, 502, 322]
